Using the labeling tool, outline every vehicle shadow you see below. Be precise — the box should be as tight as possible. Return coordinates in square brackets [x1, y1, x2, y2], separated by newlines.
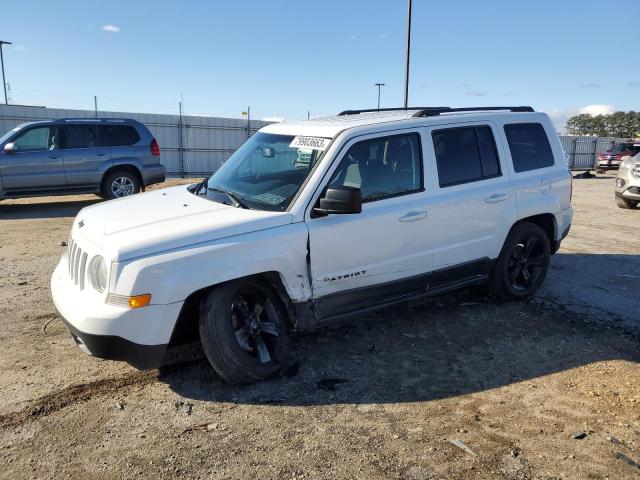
[159, 257, 640, 406]
[0, 198, 100, 220]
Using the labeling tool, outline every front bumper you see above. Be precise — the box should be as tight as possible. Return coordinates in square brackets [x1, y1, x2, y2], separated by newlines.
[616, 185, 640, 201]
[51, 257, 183, 370]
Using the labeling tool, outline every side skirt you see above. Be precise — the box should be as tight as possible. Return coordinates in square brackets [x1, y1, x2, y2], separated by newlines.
[294, 258, 493, 331]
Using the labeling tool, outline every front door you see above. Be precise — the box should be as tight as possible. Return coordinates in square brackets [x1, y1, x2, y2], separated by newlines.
[306, 130, 435, 319]
[0, 125, 64, 191]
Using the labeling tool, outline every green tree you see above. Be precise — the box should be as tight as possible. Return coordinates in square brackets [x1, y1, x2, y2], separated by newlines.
[566, 111, 640, 137]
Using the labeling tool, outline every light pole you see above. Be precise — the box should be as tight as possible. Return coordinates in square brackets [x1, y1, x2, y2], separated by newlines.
[0, 40, 11, 104]
[403, 0, 412, 108]
[374, 83, 385, 110]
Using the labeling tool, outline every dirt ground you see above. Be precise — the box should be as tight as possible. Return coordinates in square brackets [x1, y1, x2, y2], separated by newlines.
[0, 176, 639, 480]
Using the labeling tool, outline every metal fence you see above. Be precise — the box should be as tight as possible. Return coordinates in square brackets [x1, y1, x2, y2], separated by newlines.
[0, 104, 270, 177]
[0, 105, 631, 174]
[559, 135, 629, 171]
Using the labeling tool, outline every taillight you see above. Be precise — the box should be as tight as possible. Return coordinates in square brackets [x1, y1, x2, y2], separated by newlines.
[150, 138, 160, 156]
[570, 175, 573, 203]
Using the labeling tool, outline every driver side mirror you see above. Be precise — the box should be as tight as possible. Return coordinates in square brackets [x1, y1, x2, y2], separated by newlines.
[314, 186, 362, 216]
[3, 142, 17, 154]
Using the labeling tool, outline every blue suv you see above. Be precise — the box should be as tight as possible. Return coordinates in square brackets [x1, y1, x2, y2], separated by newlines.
[0, 118, 165, 200]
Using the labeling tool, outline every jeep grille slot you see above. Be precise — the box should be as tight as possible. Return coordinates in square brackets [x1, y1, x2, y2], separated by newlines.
[67, 236, 88, 290]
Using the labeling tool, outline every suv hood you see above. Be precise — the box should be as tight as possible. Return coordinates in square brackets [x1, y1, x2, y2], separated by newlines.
[73, 185, 294, 261]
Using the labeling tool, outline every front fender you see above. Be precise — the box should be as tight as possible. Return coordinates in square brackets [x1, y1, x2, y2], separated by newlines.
[111, 222, 312, 305]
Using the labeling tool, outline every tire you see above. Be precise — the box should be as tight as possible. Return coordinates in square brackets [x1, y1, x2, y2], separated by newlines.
[616, 195, 638, 209]
[101, 170, 141, 200]
[488, 222, 551, 300]
[199, 279, 290, 384]
[596, 169, 605, 174]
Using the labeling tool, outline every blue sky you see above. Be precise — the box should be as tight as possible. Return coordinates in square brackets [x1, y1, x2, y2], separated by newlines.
[1, 0, 639, 130]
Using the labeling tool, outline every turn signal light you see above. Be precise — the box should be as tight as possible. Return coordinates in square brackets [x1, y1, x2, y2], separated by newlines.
[128, 294, 152, 309]
[106, 293, 152, 309]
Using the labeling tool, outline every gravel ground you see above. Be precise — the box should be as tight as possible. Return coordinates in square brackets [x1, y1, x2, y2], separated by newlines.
[0, 176, 639, 480]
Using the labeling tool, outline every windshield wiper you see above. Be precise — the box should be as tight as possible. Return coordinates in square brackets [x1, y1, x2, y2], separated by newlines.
[207, 186, 249, 209]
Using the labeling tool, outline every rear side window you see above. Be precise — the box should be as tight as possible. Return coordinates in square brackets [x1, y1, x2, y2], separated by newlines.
[62, 125, 98, 149]
[100, 125, 140, 147]
[432, 126, 501, 187]
[504, 123, 554, 172]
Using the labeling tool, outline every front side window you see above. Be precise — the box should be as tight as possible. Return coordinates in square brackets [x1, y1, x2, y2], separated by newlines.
[328, 133, 422, 201]
[62, 125, 98, 149]
[504, 123, 554, 172]
[204, 132, 325, 211]
[432, 126, 501, 187]
[13, 126, 57, 151]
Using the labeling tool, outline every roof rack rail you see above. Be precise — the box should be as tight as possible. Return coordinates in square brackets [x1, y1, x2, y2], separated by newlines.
[412, 106, 534, 117]
[53, 117, 135, 123]
[338, 107, 450, 116]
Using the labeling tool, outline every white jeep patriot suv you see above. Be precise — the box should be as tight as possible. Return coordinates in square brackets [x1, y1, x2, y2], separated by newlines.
[51, 106, 573, 383]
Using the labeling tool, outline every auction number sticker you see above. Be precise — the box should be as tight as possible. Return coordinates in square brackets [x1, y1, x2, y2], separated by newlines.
[290, 136, 331, 151]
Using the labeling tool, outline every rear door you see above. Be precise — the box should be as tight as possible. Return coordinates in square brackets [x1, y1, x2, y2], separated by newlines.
[0, 125, 65, 191]
[426, 122, 517, 279]
[60, 124, 109, 187]
[99, 124, 139, 163]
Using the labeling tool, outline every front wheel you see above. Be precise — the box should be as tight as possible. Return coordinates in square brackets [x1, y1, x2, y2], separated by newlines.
[199, 279, 290, 384]
[488, 222, 551, 300]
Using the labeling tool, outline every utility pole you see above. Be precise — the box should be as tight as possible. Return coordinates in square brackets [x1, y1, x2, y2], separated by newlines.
[0, 40, 12, 105]
[94, 95, 98, 117]
[374, 83, 385, 110]
[246, 106, 251, 139]
[403, 0, 412, 108]
[307, 110, 310, 120]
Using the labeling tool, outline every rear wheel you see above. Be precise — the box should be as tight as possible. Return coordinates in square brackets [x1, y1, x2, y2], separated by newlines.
[101, 170, 141, 200]
[199, 279, 290, 384]
[488, 222, 551, 300]
[616, 195, 638, 209]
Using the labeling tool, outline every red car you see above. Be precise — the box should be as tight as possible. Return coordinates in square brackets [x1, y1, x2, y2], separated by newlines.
[597, 141, 640, 172]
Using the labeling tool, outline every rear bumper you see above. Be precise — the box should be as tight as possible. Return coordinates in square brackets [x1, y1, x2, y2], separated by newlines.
[142, 164, 166, 187]
[597, 159, 621, 169]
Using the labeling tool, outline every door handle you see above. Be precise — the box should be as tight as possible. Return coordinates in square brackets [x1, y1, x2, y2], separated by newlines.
[96, 151, 106, 156]
[399, 210, 428, 222]
[48, 154, 59, 159]
[484, 193, 508, 204]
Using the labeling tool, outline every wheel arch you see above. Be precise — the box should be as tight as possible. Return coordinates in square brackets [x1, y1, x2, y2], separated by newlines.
[101, 164, 144, 192]
[515, 213, 557, 253]
[167, 271, 295, 348]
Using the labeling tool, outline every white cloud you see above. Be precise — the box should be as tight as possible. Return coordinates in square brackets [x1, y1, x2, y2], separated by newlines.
[102, 24, 120, 33]
[465, 90, 487, 97]
[546, 104, 617, 134]
[262, 116, 283, 123]
[579, 104, 615, 116]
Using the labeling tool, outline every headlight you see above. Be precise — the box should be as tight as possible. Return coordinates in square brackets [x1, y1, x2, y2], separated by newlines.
[89, 256, 108, 292]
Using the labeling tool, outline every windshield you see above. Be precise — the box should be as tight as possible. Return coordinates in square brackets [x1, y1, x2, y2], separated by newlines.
[0, 123, 30, 145]
[201, 132, 327, 211]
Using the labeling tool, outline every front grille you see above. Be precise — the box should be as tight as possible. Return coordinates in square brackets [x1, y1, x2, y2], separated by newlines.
[67, 236, 88, 290]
